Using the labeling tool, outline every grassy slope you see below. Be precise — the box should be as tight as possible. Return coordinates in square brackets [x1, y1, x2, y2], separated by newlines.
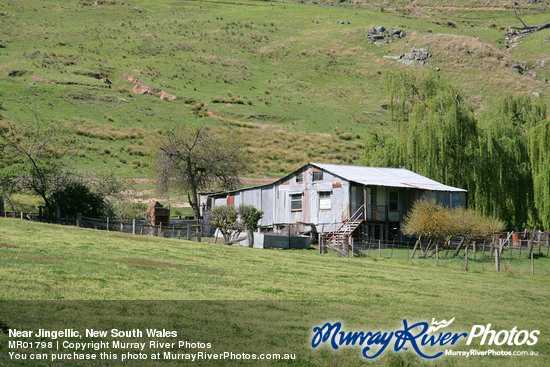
[0, 0, 548, 180]
[1, 218, 549, 365]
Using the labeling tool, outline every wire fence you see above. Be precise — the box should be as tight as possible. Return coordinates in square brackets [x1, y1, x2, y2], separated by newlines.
[344, 237, 550, 260]
[2, 210, 203, 241]
[320, 233, 550, 275]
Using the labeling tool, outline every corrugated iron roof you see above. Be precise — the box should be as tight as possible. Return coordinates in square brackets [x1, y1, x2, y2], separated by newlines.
[311, 163, 466, 192]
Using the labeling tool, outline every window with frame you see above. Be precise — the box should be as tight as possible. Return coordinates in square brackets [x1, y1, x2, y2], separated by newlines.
[296, 172, 304, 183]
[319, 191, 331, 210]
[312, 171, 324, 182]
[290, 194, 303, 211]
[389, 191, 399, 211]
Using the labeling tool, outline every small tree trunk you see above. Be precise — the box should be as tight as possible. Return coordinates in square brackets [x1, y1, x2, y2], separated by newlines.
[410, 237, 420, 259]
[422, 239, 432, 257]
[222, 230, 231, 244]
[188, 191, 201, 220]
[453, 238, 465, 257]
[248, 229, 254, 248]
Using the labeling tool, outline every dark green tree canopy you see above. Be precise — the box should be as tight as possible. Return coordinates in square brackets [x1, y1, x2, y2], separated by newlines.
[46, 182, 112, 219]
[364, 71, 549, 230]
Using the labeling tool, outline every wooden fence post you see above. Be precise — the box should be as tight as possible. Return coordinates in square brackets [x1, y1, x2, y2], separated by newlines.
[378, 240, 381, 257]
[20, 211, 24, 220]
[120, 222, 123, 232]
[465, 247, 469, 271]
[435, 243, 439, 266]
[350, 237, 354, 258]
[76, 213, 81, 227]
[495, 248, 500, 272]
[159, 223, 162, 237]
[407, 242, 409, 261]
[196, 225, 201, 242]
[531, 251, 534, 276]
[186, 224, 190, 240]
[106, 217, 109, 231]
[132, 219, 136, 235]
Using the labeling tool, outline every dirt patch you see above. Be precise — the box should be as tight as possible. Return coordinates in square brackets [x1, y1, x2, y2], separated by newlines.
[124, 72, 177, 101]
[30, 73, 53, 83]
[119, 257, 183, 269]
[203, 268, 226, 275]
[0, 243, 19, 249]
[14, 254, 62, 261]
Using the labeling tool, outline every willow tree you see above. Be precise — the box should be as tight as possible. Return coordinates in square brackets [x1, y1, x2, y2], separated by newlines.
[527, 105, 550, 229]
[365, 70, 478, 197]
[473, 96, 540, 228]
[364, 72, 549, 229]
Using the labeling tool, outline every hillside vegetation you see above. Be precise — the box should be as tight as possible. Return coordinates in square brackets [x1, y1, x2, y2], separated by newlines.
[0, 0, 548, 180]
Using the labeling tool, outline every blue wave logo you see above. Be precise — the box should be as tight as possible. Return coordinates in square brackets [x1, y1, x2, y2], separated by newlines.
[311, 319, 467, 359]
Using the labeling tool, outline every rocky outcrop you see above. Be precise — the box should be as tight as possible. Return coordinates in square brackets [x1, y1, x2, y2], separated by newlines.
[383, 47, 431, 66]
[367, 25, 406, 45]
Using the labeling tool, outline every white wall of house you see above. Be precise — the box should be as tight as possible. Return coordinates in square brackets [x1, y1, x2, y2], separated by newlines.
[203, 163, 467, 232]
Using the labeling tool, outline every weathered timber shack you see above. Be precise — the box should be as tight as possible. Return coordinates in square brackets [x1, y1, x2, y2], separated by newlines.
[200, 163, 466, 244]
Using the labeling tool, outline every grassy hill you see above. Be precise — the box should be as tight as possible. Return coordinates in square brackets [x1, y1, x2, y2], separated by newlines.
[1, 0, 548, 181]
[1, 218, 549, 365]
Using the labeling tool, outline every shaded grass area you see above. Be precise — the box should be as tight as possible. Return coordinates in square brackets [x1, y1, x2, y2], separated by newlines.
[0, 219, 549, 365]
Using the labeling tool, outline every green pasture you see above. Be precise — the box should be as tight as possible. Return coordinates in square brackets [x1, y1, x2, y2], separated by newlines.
[1, 0, 548, 178]
[0, 218, 549, 365]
